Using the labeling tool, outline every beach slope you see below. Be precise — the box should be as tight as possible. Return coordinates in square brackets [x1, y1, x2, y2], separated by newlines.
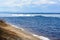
[0, 20, 41, 40]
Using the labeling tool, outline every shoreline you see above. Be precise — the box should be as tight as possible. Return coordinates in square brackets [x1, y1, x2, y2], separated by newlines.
[7, 22, 50, 40]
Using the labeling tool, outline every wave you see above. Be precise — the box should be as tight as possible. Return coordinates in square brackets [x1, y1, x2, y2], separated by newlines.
[0, 14, 60, 18]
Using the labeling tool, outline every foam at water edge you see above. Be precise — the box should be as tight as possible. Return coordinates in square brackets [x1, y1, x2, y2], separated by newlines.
[32, 34, 50, 40]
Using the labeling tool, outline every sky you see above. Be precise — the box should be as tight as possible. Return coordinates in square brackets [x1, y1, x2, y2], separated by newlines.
[0, 0, 60, 13]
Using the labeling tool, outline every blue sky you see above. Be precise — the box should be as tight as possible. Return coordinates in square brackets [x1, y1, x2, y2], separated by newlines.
[0, 0, 60, 13]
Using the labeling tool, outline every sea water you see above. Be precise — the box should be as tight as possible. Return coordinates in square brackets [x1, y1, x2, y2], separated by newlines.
[0, 16, 60, 40]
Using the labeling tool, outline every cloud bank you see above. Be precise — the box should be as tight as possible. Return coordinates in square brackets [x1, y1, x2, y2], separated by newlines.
[0, 0, 60, 13]
[0, 0, 58, 7]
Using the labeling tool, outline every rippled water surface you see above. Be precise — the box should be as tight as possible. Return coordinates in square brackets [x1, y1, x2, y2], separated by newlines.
[1, 16, 60, 40]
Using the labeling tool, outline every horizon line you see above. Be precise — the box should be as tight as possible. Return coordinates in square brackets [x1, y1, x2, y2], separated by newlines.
[0, 14, 60, 17]
[0, 12, 60, 14]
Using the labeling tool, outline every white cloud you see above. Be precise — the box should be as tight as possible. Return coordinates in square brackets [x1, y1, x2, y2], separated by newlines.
[0, 0, 59, 12]
[48, 1, 56, 4]
[0, 0, 32, 7]
[0, 0, 58, 7]
[32, 0, 57, 5]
